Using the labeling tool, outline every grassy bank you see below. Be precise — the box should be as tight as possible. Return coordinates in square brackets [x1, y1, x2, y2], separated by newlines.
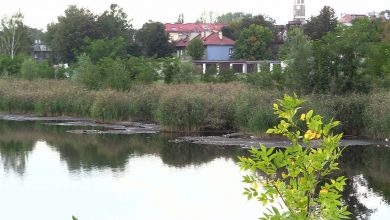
[0, 79, 389, 138]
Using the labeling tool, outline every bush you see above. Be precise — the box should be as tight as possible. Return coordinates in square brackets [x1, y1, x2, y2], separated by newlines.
[73, 54, 101, 89]
[240, 95, 350, 219]
[217, 68, 237, 83]
[20, 58, 39, 80]
[172, 61, 196, 83]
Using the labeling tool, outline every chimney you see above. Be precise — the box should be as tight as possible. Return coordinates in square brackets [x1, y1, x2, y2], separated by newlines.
[218, 31, 223, 40]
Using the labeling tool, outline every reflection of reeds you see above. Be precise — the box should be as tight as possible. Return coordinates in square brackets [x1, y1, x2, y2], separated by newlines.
[0, 121, 241, 171]
[1, 79, 390, 137]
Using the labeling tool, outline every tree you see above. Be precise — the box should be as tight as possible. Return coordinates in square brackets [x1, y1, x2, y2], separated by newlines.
[136, 22, 174, 58]
[240, 95, 351, 219]
[97, 4, 134, 40]
[281, 28, 314, 93]
[0, 11, 29, 59]
[186, 38, 204, 60]
[216, 12, 252, 24]
[45, 6, 99, 63]
[233, 24, 273, 60]
[221, 14, 275, 40]
[86, 37, 128, 62]
[314, 18, 381, 94]
[304, 6, 338, 40]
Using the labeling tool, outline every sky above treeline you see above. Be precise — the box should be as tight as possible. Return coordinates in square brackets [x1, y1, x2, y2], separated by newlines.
[0, 0, 389, 30]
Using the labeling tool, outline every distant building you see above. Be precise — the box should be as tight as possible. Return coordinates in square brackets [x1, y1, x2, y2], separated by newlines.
[202, 32, 235, 61]
[293, 0, 305, 23]
[339, 14, 367, 26]
[174, 31, 235, 61]
[32, 40, 51, 62]
[164, 23, 224, 41]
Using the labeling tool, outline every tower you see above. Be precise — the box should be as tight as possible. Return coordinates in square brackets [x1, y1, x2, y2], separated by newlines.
[293, 0, 305, 23]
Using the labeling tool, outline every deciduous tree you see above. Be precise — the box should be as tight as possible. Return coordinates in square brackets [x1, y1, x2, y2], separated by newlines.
[233, 24, 273, 60]
[186, 38, 204, 60]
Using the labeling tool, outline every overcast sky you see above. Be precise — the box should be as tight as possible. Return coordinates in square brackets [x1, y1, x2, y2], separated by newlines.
[0, 0, 388, 30]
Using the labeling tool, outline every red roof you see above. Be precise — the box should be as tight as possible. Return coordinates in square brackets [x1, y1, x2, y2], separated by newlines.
[165, 23, 224, 33]
[202, 32, 235, 46]
[339, 14, 367, 24]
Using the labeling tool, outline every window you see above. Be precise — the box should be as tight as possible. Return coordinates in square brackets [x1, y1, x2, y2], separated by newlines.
[229, 48, 233, 56]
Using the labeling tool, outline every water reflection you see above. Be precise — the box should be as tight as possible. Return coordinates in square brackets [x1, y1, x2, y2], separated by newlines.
[1, 120, 390, 219]
[0, 120, 242, 174]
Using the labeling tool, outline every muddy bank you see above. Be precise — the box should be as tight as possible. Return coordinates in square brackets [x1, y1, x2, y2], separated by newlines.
[173, 135, 388, 148]
[0, 113, 160, 135]
[0, 113, 387, 148]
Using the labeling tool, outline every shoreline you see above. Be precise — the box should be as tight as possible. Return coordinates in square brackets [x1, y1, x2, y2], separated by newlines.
[0, 112, 386, 148]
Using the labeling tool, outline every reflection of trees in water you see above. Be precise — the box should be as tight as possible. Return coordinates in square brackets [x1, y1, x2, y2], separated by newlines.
[0, 120, 242, 174]
[160, 143, 240, 167]
[0, 140, 34, 176]
[339, 146, 390, 219]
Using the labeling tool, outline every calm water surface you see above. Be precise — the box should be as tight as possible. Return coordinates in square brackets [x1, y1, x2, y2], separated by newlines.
[0, 120, 390, 220]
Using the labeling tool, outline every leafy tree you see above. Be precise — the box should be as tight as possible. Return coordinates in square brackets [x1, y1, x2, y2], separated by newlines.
[45, 6, 99, 63]
[73, 54, 100, 89]
[304, 6, 338, 40]
[136, 22, 174, 58]
[233, 24, 273, 60]
[97, 4, 133, 40]
[281, 28, 314, 93]
[0, 11, 29, 59]
[314, 18, 381, 94]
[240, 95, 351, 219]
[186, 38, 204, 60]
[216, 12, 252, 24]
[221, 14, 275, 40]
[86, 37, 128, 62]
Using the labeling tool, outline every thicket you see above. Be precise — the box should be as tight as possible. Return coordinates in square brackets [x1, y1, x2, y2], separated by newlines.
[1, 79, 390, 138]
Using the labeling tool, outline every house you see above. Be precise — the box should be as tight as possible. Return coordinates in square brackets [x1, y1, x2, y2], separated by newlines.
[339, 14, 367, 26]
[32, 40, 51, 62]
[165, 23, 224, 41]
[174, 31, 235, 61]
[202, 32, 235, 61]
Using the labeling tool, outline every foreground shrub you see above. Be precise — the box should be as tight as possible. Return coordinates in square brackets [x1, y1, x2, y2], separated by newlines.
[240, 95, 350, 219]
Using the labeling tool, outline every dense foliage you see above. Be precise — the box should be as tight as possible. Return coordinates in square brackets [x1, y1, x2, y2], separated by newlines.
[240, 95, 350, 219]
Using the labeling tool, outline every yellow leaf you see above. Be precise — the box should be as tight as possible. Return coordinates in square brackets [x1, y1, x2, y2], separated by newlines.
[320, 188, 328, 194]
[300, 114, 306, 121]
[282, 172, 288, 179]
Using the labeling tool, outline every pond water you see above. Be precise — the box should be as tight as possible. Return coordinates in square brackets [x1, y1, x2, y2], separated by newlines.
[0, 120, 390, 220]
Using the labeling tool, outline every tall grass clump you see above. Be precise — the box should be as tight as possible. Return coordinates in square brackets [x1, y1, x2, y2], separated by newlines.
[156, 91, 208, 132]
[305, 94, 367, 136]
[363, 91, 390, 139]
[90, 90, 132, 121]
[156, 83, 245, 132]
[234, 89, 280, 133]
[127, 84, 164, 122]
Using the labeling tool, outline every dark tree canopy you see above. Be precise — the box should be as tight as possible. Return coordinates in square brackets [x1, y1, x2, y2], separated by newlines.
[136, 22, 174, 58]
[303, 6, 338, 40]
[45, 5, 99, 63]
[97, 4, 133, 40]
